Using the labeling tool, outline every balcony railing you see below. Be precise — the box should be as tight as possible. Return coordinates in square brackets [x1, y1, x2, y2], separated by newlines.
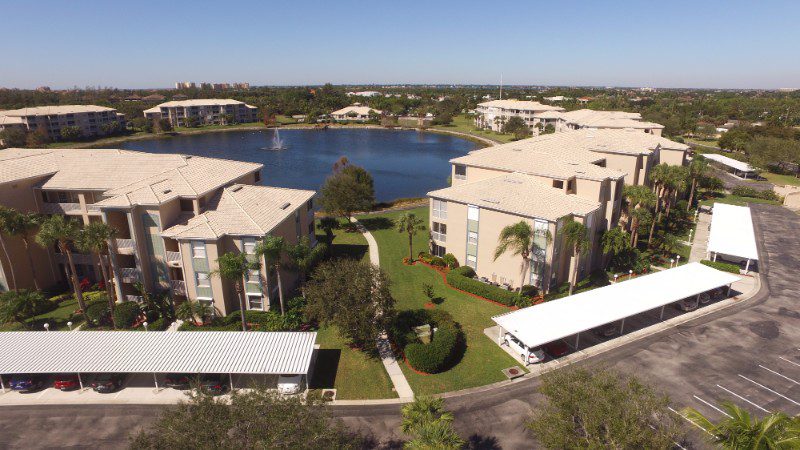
[115, 239, 135, 254]
[54, 253, 94, 265]
[125, 295, 143, 303]
[119, 267, 141, 283]
[86, 204, 103, 214]
[41, 202, 82, 215]
[170, 279, 187, 296]
[165, 251, 182, 266]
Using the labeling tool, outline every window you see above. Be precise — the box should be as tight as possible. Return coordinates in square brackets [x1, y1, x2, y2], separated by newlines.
[566, 178, 576, 193]
[454, 164, 467, 180]
[432, 199, 447, 219]
[242, 238, 256, 255]
[467, 205, 480, 221]
[180, 198, 194, 212]
[248, 294, 264, 310]
[431, 222, 447, 242]
[254, 171, 261, 183]
[195, 271, 210, 287]
[552, 180, 564, 189]
[191, 241, 206, 259]
[246, 269, 260, 284]
[468, 231, 478, 245]
[466, 254, 477, 269]
[432, 243, 446, 257]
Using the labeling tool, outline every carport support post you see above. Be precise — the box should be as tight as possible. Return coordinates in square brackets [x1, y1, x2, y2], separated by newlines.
[745, 259, 751, 273]
[229, 373, 234, 391]
[153, 373, 159, 390]
[574, 333, 580, 351]
[1, 375, 5, 393]
[619, 318, 626, 335]
[660, 305, 666, 321]
[78, 373, 83, 390]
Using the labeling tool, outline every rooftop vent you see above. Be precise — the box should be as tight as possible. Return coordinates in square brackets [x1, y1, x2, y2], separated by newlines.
[231, 185, 244, 192]
[162, 189, 172, 194]
[480, 198, 500, 204]
[280, 202, 291, 210]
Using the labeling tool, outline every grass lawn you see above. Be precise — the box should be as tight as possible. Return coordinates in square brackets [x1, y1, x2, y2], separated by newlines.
[172, 122, 264, 133]
[699, 192, 781, 207]
[357, 207, 525, 396]
[431, 114, 518, 144]
[685, 137, 720, 149]
[761, 171, 800, 187]
[0, 291, 97, 331]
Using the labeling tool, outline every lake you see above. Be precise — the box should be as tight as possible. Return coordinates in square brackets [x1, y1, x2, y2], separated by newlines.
[112, 128, 478, 201]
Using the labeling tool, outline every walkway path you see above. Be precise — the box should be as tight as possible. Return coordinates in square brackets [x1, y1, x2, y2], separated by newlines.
[349, 218, 414, 401]
[689, 209, 712, 262]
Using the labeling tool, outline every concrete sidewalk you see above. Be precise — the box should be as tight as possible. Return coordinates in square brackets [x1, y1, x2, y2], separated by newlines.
[689, 209, 712, 262]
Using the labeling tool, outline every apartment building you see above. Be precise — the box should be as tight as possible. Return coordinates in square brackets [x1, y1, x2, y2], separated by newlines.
[0, 148, 315, 317]
[143, 99, 259, 127]
[474, 100, 564, 132]
[0, 105, 126, 141]
[555, 109, 664, 135]
[330, 105, 382, 122]
[431, 129, 689, 292]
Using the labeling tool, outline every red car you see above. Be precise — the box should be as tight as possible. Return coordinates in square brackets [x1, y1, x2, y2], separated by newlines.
[54, 374, 80, 391]
[543, 339, 570, 358]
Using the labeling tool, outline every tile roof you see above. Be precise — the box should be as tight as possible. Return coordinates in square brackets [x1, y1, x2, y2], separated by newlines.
[0, 105, 118, 116]
[152, 98, 257, 108]
[162, 184, 315, 239]
[477, 99, 565, 112]
[557, 109, 664, 130]
[330, 105, 382, 116]
[428, 173, 600, 221]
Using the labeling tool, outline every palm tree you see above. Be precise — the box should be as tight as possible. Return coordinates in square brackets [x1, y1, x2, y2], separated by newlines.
[317, 216, 339, 247]
[684, 402, 800, 449]
[404, 420, 465, 450]
[256, 235, 287, 316]
[0, 207, 19, 292]
[661, 166, 688, 221]
[76, 222, 118, 326]
[559, 219, 590, 296]
[622, 185, 656, 247]
[36, 215, 87, 319]
[212, 252, 259, 331]
[494, 221, 551, 289]
[686, 157, 709, 211]
[630, 208, 652, 248]
[647, 164, 670, 246]
[285, 236, 326, 285]
[175, 298, 214, 325]
[600, 227, 630, 269]
[401, 396, 463, 450]
[396, 212, 425, 261]
[401, 396, 454, 434]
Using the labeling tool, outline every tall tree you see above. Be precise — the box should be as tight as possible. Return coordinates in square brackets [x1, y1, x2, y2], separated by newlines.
[494, 221, 550, 289]
[255, 235, 287, 316]
[647, 164, 670, 246]
[559, 219, 590, 296]
[36, 215, 87, 320]
[600, 227, 631, 269]
[401, 396, 463, 450]
[212, 252, 260, 331]
[396, 212, 425, 261]
[684, 402, 800, 449]
[285, 237, 326, 285]
[0, 290, 49, 325]
[686, 157, 709, 210]
[0, 207, 19, 291]
[622, 185, 656, 247]
[319, 163, 375, 220]
[76, 222, 118, 325]
[317, 216, 340, 247]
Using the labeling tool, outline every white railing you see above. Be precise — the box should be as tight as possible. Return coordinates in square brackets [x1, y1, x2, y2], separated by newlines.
[125, 295, 143, 303]
[41, 202, 82, 214]
[165, 251, 182, 264]
[86, 204, 103, 214]
[120, 268, 141, 283]
[115, 239, 135, 254]
[431, 232, 446, 242]
[170, 279, 186, 296]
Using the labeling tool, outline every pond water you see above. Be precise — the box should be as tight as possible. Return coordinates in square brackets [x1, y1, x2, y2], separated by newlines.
[111, 128, 478, 201]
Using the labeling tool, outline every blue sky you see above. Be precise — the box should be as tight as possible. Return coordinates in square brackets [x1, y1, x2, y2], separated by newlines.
[1, 0, 798, 89]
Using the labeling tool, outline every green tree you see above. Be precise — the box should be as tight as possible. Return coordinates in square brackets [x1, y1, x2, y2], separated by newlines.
[528, 367, 680, 449]
[212, 252, 260, 331]
[501, 116, 530, 139]
[317, 216, 340, 247]
[543, 123, 555, 134]
[76, 222, 118, 325]
[600, 227, 631, 269]
[559, 219, 590, 296]
[285, 236, 326, 284]
[0, 127, 27, 148]
[175, 298, 214, 325]
[622, 185, 656, 247]
[319, 166, 375, 220]
[494, 221, 550, 289]
[255, 235, 287, 316]
[0, 207, 20, 291]
[25, 128, 50, 147]
[0, 290, 49, 325]
[131, 387, 362, 449]
[718, 127, 752, 152]
[686, 157, 709, 210]
[396, 212, 425, 261]
[685, 403, 800, 449]
[401, 396, 463, 450]
[304, 259, 395, 350]
[59, 125, 82, 141]
[36, 215, 87, 320]
[2, 210, 43, 290]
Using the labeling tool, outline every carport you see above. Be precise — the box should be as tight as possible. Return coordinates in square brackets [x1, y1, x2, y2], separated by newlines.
[0, 331, 316, 392]
[707, 203, 759, 273]
[492, 262, 740, 355]
[703, 153, 758, 179]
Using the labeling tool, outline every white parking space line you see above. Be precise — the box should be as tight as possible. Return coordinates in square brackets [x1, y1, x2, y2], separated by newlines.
[668, 406, 712, 436]
[716, 384, 770, 413]
[738, 374, 800, 407]
[779, 356, 800, 369]
[693, 395, 732, 418]
[759, 365, 800, 385]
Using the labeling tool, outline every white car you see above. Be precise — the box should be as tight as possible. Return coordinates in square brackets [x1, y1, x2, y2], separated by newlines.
[277, 374, 305, 395]
[502, 333, 546, 364]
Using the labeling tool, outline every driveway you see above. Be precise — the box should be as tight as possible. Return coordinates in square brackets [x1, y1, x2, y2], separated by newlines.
[711, 166, 773, 191]
[0, 204, 797, 450]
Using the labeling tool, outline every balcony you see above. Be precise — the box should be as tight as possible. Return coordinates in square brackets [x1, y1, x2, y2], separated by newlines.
[170, 280, 187, 296]
[166, 251, 182, 267]
[125, 295, 143, 303]
[115, 239, 135, 255]
[119, 267, 141, 284]
[85, 204, 103, 215]
[41, 202, 82, 215]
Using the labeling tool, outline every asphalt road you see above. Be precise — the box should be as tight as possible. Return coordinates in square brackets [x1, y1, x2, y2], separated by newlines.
[0, 204, 797, 450]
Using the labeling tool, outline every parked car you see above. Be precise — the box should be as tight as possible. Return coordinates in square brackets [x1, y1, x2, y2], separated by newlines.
[198, 374, 227, 395]
[594, 324, 620, 339]
[676, 296, 699, 312]
[9, 374, 46, 392]
[543, 339, 570, 358]
[164, 373, 192, 390]
[54, 374, 80, 391]
[277, 374, 305, 395]
[502, 333, 546, 364]
[91, 373, 124, 393]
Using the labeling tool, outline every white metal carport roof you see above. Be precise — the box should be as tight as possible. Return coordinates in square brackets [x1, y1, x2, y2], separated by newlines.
[707, 203, 759, 261]
[702, 153, 757, 173]
[492, 262, 740, 349]
[0, 331, 316, 375]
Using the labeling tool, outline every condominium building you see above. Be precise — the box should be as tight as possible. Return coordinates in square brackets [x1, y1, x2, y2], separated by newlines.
[330, 105, 382, 122]
[0, 105, 126, 141]
[555, 109, 664, 135]
[474, 100, 564, 132]
[143, 99, 259, 127]
[429, 129, 689, 292]
[0, 149, 315, 316]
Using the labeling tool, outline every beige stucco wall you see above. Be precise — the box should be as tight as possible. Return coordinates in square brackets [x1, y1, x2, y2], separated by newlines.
[659, 148, 687, 167]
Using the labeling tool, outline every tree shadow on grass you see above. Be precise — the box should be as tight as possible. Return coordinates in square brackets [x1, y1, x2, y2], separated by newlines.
[330, 243, 369, 261]
[308, 349, 341, 390]
[358, 217, 394, 231]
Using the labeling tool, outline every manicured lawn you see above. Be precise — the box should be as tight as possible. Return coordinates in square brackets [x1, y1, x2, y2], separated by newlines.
[685, 138, 720, 149]
[699, 192, 781, 207]
[357, 207, 525, 396]
[0, 291, 101, 331]
[317, 217, 369, 262]
[761, 171, 800, 187]
[431, 114, 518, 144]
[172, 122, 264, 132]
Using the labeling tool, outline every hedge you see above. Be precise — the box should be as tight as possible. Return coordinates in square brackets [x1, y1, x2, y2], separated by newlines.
[392, 309, 463, 374]
[417, 252, 445, 268]
[445, 269, 521, 306]
[84, 302, 110, 327]
[700, 259, 741, 273]
[112, 301, 141, 329]
[730, 186, 781, 201]
[240, 310, 302, 331]
[442, 253, 459, 269]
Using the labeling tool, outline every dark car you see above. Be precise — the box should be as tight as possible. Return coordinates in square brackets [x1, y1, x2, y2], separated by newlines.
[9, 374, 46, 392]
[543, 339, 570, 358]
[593, 324, 620, 339]
[198, 374, 227, 395]
[164, 373, 192, 390]
[91, 373, 124, 393]
[54, 374, 80, 391]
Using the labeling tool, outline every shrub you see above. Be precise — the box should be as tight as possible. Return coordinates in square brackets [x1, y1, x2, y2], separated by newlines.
[84, 302, 110, 327]
[442, 253, 459, 269]
[417, 252, 434, 264]
[429, 256, 446, 268]
[149, 317, 170, 331]
[520, 285, 538, 298]
[238, 310, 303, 331]
[450, 266, 475, 278]
[446, 270, 520, 306]
[179, 320, 240, 331]
[393, 309, 463, 374]
[700, 259, 741, 273]
[731, 186, 780, 201]
[113, 301, 142, 329]
[515, 296, 533, 308]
